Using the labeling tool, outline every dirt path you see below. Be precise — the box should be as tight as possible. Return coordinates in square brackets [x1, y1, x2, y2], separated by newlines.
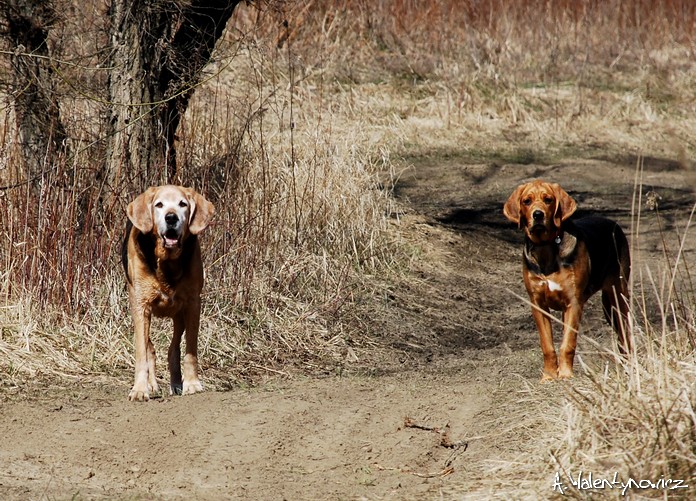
[1, 155, 693, 500]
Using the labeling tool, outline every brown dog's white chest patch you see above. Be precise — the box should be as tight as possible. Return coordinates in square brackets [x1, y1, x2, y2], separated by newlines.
[546, 279, 563, 291]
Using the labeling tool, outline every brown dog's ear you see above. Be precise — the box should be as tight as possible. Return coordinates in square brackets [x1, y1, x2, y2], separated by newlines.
[551, 183, 577, 228]
[127, 187, 157, 233]
[503, 184, 526, 228]
[187, 190, 215, 235]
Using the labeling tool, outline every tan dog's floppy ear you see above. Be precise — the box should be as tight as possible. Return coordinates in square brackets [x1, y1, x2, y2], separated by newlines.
[551, 183, 577, 228]
[127, 187, 157, 233]
[503, 184, 526, 228]
[187, 190, 215, 235]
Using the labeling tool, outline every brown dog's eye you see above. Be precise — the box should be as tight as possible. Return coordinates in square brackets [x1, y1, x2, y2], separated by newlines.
[154, 201, 163, 208]
[522, 198, 532, 206]
[544, 196, 553, 204]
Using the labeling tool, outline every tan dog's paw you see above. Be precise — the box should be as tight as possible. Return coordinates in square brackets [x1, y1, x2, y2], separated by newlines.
[182, 380, 204, 395]
[128, 387, 150, 402]
[148, 381, 160, 395]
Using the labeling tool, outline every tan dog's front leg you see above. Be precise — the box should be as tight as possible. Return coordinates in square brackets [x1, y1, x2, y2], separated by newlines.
[168, 313, 184, 395]
[129, 302, 154, 401]
[182, 300, 203, 395]
[146, 335, 159, 395]
[558, 304, 582, 379]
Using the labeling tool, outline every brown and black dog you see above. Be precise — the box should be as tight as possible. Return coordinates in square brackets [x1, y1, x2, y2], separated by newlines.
[504, 180, 631, 381]
[122, 185, 214, 401]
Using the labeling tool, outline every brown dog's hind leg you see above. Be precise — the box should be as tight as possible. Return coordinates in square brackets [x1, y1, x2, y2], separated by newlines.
[602, 287, 631, 354]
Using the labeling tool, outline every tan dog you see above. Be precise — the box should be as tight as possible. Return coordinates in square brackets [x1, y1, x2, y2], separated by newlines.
[503, 180, 631, 381]
[122, 185, 214, 401]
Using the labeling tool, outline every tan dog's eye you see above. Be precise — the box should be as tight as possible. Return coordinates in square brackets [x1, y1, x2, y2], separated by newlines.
[179, 201, 188, 208]
[522, 198, 532, 206]
[155, 201, 163, 208]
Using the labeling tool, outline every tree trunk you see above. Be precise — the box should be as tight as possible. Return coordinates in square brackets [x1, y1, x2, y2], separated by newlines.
[106, 0, 241, 191]
[1, 0, 67, 185]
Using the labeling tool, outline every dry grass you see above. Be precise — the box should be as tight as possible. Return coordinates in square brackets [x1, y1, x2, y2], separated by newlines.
[0, 1, 694, 493]
[0, 1, 402, 387]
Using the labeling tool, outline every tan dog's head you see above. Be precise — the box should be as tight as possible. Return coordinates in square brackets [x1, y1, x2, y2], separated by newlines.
[503, 180, 576, 244]
[127, 185, 215, 258]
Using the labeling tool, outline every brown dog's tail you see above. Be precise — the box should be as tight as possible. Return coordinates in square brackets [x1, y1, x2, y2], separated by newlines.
[604, 222, 631, 353]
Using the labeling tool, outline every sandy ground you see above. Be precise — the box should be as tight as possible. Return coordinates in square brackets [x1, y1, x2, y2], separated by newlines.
[1, 155, 693, 500]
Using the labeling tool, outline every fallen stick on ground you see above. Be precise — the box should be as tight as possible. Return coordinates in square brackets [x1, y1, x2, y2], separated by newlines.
[373, 463, 455, 478]
[403, 416, 469, 469]
[404, 416, 468, 449]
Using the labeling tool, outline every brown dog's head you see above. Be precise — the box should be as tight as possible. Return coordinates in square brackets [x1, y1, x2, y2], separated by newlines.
[127, 185, 215, 258]
[503, 180, 576, 244]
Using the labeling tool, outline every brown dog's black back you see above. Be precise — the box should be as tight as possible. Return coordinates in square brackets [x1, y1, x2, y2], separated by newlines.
[567, 216, 630, 296]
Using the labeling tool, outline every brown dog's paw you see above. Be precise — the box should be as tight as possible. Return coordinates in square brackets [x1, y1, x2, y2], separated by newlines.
[557, 368, 574, 380]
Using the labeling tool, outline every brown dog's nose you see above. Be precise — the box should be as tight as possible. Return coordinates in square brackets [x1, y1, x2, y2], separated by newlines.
[532, 209, 545, 222]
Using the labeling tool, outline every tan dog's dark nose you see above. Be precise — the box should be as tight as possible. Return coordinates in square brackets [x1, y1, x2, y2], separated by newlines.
[165, 212, 179, 226]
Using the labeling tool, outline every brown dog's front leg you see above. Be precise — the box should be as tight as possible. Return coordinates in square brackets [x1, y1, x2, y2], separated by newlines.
[558, 304, 582, 379]
[531, 307, 558, 381]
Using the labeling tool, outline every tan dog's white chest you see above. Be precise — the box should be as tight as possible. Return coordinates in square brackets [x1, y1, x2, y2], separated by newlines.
[145, 278, 190, 317]
[151, 289, 181, 316]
